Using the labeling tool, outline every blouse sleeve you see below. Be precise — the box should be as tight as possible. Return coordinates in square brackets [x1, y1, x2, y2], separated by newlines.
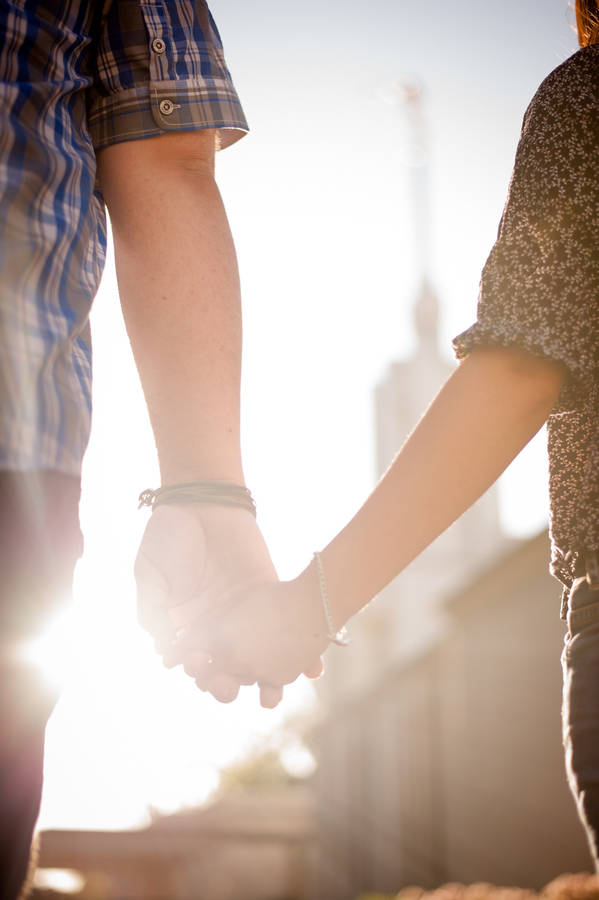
[453, 48, 599, 396]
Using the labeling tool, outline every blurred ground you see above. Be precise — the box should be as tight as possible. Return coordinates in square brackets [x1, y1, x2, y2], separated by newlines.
[358, 872, 599, 900]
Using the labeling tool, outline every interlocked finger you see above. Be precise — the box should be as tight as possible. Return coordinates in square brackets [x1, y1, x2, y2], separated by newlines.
[259, 684, 284, 708]
[182, 651, 213, 683]
[303, 656, 325, 679]
[199, 672, 241, 704]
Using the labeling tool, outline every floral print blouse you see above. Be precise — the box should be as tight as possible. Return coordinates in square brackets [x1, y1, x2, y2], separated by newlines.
[453, 45, 599, 605]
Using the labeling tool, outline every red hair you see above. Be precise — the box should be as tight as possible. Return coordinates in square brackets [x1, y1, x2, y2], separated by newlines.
[576, 0, 599, 46]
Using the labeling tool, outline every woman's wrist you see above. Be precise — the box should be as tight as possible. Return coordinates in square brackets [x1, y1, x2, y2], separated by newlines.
[313, 552, 351, 645]
[294, 553, 356, 643]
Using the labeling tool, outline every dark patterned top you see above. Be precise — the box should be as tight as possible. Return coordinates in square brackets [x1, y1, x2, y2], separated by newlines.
[453, 45, 599, 599]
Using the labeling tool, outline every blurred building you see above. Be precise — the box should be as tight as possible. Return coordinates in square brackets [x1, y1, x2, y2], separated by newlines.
[308, 103, 592, 893]
[311, 521, 592, 897]
[35, 786, 316, 900]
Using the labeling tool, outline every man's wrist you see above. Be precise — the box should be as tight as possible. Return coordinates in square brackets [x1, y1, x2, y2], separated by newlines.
[156, 434, 244, 486]
[159, 463, 245, 485]
[139, 481, 256, 517]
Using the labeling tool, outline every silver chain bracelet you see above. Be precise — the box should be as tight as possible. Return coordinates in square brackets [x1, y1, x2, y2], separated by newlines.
[314, 551, 351, 647]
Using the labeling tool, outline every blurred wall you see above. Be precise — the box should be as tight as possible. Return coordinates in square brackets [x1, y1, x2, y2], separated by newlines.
[310, 532, 591, 899]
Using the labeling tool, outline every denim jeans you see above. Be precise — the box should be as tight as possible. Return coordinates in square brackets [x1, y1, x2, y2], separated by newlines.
[0, 472, 82, 900]
[562, 575, 599, 870]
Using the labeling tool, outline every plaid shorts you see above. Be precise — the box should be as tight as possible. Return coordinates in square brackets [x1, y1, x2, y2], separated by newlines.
[0, 0, 247, 475]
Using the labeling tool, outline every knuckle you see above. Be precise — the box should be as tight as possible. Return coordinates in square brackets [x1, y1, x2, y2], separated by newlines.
[213, 686, 238, 704]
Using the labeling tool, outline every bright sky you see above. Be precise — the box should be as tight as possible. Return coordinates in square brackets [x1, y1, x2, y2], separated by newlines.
[34, 0, 578, 832]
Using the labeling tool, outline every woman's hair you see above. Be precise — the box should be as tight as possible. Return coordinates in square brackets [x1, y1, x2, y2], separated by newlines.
[576, 0, 599, 46]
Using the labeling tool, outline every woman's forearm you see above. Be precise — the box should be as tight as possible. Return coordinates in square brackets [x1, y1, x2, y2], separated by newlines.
[313, 346, 566, 628]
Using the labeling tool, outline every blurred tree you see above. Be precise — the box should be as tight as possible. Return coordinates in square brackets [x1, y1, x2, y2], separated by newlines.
[216, 748, 302, 794]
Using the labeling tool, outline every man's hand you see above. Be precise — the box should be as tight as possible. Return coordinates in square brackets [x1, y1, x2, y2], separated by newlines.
[134, 502, 282, 702]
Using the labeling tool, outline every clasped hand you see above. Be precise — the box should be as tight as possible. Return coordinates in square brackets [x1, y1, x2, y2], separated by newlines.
[134, 504, 327, 707]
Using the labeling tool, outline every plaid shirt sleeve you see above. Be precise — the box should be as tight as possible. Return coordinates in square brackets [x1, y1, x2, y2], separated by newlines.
[0, 0, 247, 476]
[88, 0, 248, 150]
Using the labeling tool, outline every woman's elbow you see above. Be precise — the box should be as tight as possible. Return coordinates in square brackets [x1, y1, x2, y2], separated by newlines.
[468, 345, 567, 413]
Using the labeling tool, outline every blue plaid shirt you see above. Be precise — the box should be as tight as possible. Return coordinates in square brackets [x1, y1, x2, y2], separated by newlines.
[0, 0, 247, 474]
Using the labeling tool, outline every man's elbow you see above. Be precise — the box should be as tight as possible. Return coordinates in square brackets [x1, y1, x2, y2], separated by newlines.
[96, 129, 218, 217]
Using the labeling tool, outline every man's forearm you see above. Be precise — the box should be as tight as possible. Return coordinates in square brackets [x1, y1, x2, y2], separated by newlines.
[97, 131, 244, 484]
[314, 347, 567, 626]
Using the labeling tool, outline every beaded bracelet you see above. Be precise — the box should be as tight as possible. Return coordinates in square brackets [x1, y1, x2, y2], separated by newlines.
[138, 481, 256, 517]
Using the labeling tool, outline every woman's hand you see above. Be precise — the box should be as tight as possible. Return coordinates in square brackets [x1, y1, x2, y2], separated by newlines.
[163, 573, 328, 708]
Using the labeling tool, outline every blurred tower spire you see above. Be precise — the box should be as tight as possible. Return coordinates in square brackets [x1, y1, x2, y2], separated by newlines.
[399, 81, 439, 349]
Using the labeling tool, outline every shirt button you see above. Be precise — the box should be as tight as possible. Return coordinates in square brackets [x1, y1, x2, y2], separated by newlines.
[159, 99, 175, 116]
[151, 37, 166, 54]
